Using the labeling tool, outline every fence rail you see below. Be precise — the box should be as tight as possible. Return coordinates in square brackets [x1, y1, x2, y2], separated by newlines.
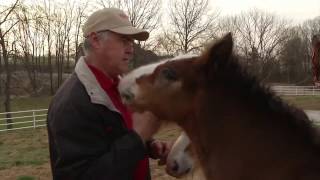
[0, 86, 319, 132]
[271, 85, 320, 96]
[0, 109, 47, 132]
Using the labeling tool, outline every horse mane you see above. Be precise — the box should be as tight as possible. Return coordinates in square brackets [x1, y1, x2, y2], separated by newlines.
[208, 52, 320, 149]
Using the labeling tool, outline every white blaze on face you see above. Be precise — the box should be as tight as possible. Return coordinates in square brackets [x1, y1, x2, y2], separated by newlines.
[166, 132, 194, 177]
[118, 60, 165, 103]
[118, 54, 198, 104]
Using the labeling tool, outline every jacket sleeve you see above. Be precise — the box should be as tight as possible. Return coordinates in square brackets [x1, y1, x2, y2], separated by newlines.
[48, 98, 147, 180]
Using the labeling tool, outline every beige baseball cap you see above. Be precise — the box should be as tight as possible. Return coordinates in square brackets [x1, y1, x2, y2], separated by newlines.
[83, 8, 149, 41]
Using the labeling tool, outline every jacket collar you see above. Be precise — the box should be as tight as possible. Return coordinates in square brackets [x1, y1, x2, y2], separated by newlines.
[75, 57, 120, 113]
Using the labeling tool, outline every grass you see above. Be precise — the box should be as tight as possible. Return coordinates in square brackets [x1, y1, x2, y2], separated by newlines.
[0, 95, 319, 179]
[16, 176, 36, 180]
[0, 128, 49, 170]
[282, 96, 320, 110]
[0, 96, 52, 112]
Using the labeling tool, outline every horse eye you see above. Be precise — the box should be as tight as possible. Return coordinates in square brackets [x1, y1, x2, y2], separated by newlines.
[161, 68, 177, 81]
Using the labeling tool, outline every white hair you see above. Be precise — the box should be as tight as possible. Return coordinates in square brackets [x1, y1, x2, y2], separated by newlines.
[82, 31, 110, 56]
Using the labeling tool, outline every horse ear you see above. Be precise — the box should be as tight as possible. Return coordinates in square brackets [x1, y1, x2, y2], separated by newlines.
[206, 32, 233, 68]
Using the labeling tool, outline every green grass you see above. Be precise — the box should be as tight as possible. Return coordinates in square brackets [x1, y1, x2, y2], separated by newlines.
[16, 176, 37, 180]
[0, 128, 49, 170]
[0, 95, 318, 172]
[0, 96, 52, 112]
[281, 96, 320, 110]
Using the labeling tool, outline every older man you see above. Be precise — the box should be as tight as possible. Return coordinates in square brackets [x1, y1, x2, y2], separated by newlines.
[47, 8, 170, 180]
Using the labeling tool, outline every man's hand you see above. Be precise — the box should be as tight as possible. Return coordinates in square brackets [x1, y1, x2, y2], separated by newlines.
[149, 140, 172, 165]
[132, 111, 161, 143]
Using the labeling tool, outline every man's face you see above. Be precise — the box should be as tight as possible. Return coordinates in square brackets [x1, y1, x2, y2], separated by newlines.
[96, 31, 134, 78]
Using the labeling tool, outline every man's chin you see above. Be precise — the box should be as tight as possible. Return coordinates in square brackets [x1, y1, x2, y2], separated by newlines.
[117, 69, 128, 76]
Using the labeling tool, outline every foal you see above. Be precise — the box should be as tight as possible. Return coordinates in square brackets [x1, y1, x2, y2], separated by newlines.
[120, 33, 320, 180]
[166, 132, 206, 179]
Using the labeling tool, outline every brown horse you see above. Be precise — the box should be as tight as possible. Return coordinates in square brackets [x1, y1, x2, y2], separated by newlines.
[120, 33, 320, 180]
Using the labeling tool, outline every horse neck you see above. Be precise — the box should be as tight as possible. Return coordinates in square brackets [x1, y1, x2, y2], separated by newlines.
[183, 90, 318, 180]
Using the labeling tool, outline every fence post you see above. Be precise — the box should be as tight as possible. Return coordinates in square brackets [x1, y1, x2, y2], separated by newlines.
[313, 86, 315, 96]
[33, 111, 36, 129]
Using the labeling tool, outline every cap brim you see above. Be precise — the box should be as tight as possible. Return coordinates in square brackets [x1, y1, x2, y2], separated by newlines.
[110, 26, 149, 41]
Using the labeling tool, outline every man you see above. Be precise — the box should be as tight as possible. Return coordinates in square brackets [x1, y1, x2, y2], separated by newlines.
[47, 8, 170, 180]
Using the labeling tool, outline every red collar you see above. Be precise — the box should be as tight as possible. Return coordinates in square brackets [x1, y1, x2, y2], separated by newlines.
[87, 64, 119, 91]
[87, 63, 132, 128]
[87, 63, 149, 180]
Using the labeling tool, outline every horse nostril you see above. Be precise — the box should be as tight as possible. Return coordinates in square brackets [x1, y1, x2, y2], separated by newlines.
[172, 160, 179, 172]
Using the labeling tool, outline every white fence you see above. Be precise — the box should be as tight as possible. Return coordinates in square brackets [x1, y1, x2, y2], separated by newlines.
[0, 108, 319, 132]
[0, 86, 319, 132]
[271, 86, 320, 96]
[0, 109, 47, 132]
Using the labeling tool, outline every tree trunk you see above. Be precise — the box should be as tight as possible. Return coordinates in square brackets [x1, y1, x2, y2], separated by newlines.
[31, 53, 37, 95]
[13, 44, 17, 71]
[22, 49, 39, 96]
[59, 50, 64, 87]
[0, 30, 13, 129]
[56, 49, 60, 88]
[0, 48, 3, 96]
[48, 50, 54, 95]
[67, 38, 70, 72]
[42, 40, 45, 73]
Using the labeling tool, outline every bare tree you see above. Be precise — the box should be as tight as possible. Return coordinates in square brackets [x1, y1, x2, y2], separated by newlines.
[37, 0, 55, 95]
[15, 4, 42, 94]
[303, 16, 320, 36]
[215, 16, 240, 41]
[0, 0, 20, 129]
[152, 32, 181, 56]
[234, 9, 290, 80]
[96, 0, 161, 47]
[164, 0, 218, 54]
[280, 27, 310, 83]
[49, 1, 76, 88]
[74, 3, 87, 65]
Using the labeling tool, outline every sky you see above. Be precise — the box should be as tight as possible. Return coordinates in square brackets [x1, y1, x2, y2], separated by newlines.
[2, 0, 320, 24]
[211, 0, 319, 23]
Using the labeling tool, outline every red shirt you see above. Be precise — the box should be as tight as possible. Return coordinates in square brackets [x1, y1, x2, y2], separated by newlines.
[88, 64, 149, 180]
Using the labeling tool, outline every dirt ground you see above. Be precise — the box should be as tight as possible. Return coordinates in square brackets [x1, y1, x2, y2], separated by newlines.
[0, 161, 203, 180]
[0, 161, 175, 180]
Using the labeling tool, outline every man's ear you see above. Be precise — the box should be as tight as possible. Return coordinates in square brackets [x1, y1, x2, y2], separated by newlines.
[87, 32, 101, 49]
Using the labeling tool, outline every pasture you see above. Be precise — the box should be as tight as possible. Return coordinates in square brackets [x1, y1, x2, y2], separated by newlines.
[0, 95, 319, 179]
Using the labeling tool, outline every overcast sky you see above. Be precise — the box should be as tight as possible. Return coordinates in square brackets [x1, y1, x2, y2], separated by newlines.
[2, 0, 320, 24]
[212, 0, 319, 23]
